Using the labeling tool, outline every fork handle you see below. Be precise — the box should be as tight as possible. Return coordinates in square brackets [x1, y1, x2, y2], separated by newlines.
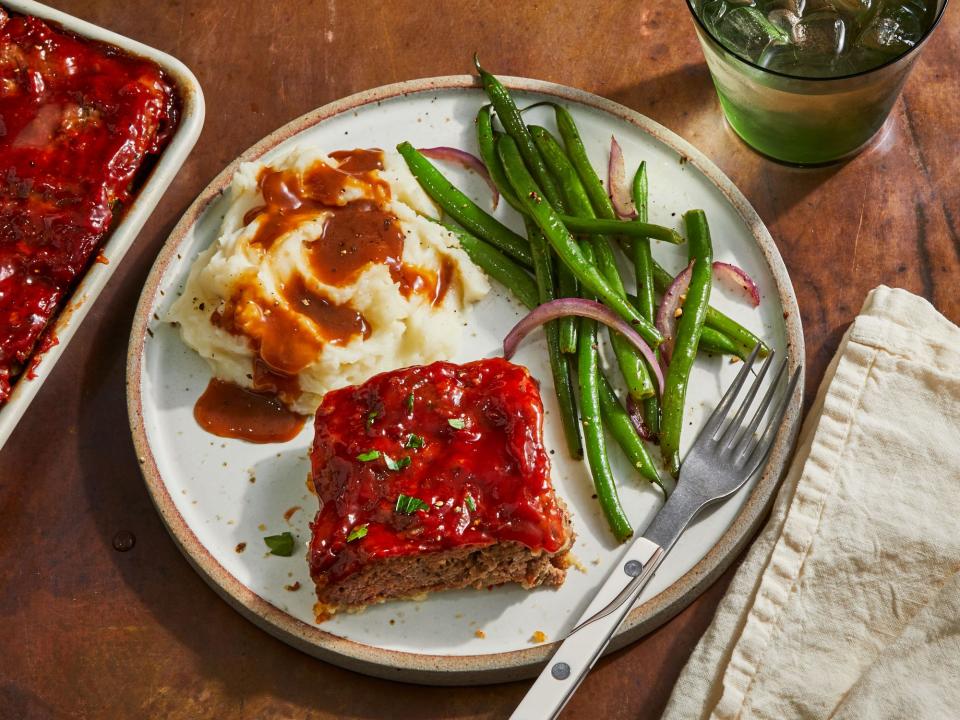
[510, 538, 665, 720]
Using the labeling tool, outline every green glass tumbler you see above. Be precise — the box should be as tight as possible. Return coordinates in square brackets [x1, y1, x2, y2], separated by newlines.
[687, 1, 949, 165]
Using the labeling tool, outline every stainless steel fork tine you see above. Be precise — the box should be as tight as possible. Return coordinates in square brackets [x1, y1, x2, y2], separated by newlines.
[719, 349, 775, 449]
[703, 343, 762, 440]
[742, 366, 801, 473]
[732, 357, 788, 461]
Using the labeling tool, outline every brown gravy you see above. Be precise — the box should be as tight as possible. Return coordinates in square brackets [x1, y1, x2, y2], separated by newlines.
[196, 149, 455, 442]
[194, 379, 306, 443]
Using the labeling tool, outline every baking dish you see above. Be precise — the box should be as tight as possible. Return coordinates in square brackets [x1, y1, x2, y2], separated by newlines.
[0, 0, 204, 450]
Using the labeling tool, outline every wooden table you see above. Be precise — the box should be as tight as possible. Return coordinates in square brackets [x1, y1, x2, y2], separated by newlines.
[2, 2, 957, 718]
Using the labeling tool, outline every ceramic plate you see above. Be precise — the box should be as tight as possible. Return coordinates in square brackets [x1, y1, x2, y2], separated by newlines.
[127, 76, 803, 685]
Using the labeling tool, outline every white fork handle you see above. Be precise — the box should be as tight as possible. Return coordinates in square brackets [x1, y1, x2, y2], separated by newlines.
[510, 538, 665, 720]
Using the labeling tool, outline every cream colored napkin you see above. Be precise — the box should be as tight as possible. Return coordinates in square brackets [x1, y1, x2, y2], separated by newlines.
[662, 286, 960, 720]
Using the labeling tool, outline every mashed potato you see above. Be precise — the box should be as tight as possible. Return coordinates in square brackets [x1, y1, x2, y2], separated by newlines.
[169, 146, 489, 414]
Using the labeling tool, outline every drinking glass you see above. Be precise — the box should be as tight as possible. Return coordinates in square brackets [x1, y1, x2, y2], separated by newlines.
[687, 0, 949, 165]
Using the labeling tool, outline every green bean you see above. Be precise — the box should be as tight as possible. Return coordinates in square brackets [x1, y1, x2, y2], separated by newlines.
[474, 56, 564, 211]
[529, 125, 593, 213]
[435, 220, 539, 310]
[522, 214, 583, 459]
[543, 137, 579, 354]
[486, 120, 577, 360]
[577, 240, 660, 492]
[631, 162, 661, 438]
[596, 373, 663, 493]
[661, 210, 714, 477]
[578, 240, 660, 490]
[554, 262, 579, 354]
[575, 240, 631, 540]
[550, 103, 618, 220]
[505, 121, 580, 354]
[699, 325, 746, 358]
[631, 163, 656, 318]
[475, 125, 573, 358]
[704, 305, 768, 358]
[579, 314, 632, 541]
[397, 142, 532, 267]
[473, 61, 578, 351]
[528, 126, 579, 353]
[497, 135, 663, 348]
[530, 125, 654, 400]
[650, 261, 767, 357]
[476, 106, 522, 212]
[560, 215, 684, 244]
[626, 292, 741, 360]
[475, 90, 578, 351]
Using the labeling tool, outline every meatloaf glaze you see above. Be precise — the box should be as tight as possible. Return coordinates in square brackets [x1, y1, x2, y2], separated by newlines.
[0, 8, 178, 402]
[308, 358, 572, 619]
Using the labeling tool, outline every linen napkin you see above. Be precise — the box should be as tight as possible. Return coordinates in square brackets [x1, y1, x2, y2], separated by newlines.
[662, 286, 960, 720]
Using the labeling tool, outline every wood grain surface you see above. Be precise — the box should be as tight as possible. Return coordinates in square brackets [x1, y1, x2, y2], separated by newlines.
[1, 1, 957, 718]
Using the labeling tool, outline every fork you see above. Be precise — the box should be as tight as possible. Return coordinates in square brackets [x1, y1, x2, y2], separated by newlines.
[510, 346, 801, 720]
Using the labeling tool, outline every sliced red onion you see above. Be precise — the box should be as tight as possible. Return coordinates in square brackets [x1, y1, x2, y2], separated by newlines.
[418, 146, 499, 210]
[503, 298, 663, 396]
[625, 395, 653, 441]
[608, 136, 636, 220]
[655, 261, 694, 366]
[713, 261, 760, 307]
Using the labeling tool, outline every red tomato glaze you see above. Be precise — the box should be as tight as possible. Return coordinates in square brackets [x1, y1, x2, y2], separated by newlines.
[308, 358, 567, 585]
[0, 10, 178, 402]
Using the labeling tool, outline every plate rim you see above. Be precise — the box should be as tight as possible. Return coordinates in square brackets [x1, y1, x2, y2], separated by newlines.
[126, 74, 805, 685]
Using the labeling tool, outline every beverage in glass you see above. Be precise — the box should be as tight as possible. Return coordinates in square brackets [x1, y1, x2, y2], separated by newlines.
[688, 0, 948, 164]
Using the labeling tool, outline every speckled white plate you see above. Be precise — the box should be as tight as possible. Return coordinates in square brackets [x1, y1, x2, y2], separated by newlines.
[127, 76, 803, 685]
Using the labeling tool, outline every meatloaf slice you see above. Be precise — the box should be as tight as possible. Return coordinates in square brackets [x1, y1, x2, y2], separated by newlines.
[307, 358, 572, 620]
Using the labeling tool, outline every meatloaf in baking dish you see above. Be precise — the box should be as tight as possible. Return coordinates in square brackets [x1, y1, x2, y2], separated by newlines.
[0, 8, 178, 403]
[307, 357, 572, 620]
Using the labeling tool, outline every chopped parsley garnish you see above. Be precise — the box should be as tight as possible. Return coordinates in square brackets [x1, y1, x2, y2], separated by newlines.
[448, 418, 466, 429]
[406, 392, 415, 414]
[263, 532, 295, 557]
[465, 493, 477, 512]
[395, 494, 429, 514]
[357, 450, 381, 462]
[404, 433, 424, 449]
[346, 524, 368, 542]
[365, 410, 379, 430]
[384, 454, 412, 471]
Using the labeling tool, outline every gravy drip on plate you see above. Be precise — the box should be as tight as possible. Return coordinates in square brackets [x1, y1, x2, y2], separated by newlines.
[197, 149, 449, 441]
[194, 379, 305, 443]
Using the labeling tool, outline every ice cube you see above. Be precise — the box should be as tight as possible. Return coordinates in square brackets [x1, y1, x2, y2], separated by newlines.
[793, 10, 848, 55]
[856, 0, 926, 57]
[802, 0, 836, 12]
[762, 0, 805, 15]
[829, 0, 872, 14]
[716, 5, 791, 61]
[696, 0, 730, 33]
[757, 41, 802, 72]
[767, 8, 800, 33]
[759, 38, 844, 76]
[801, 0, 875, 21]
